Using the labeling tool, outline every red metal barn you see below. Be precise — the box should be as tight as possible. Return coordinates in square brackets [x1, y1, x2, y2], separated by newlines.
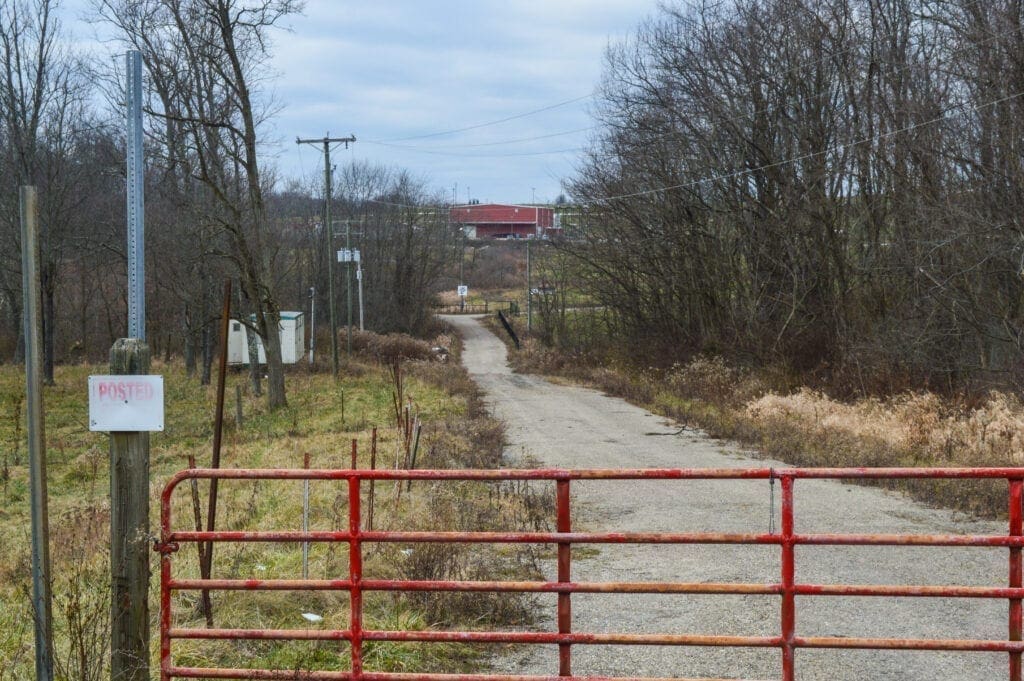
[450, 203, 558, 239]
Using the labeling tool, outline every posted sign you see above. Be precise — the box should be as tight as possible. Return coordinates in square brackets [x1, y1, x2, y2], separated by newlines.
[88, 375, 165, 432]
[457, 285, 468, 297]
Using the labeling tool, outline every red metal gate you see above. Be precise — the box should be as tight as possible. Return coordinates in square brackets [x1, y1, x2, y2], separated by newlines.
[157, 467, 1024, 681]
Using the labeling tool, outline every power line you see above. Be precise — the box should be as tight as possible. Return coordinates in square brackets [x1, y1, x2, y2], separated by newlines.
[368, 125, 597, 151]
[370, 93, 592, 143]
[364, 141, 585, 158]
[586, 89, 1024, 204]
[584, 0, 999, 160]
[358, 89, 1024, 211]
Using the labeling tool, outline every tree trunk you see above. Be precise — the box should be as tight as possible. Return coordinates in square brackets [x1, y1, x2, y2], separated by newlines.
[200, 324, 212, 386]
[42, 269, 55, 385]
[8, 295, 23, 364]
[184, 330, 196, 377]
[261, 307, 286, 409]
[247, 321, 262, 397]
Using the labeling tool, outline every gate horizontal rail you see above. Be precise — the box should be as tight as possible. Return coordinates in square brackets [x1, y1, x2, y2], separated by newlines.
[159, 467, 1024, 681]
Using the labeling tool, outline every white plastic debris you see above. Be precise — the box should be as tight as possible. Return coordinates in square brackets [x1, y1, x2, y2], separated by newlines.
[301, 612, 323, 623]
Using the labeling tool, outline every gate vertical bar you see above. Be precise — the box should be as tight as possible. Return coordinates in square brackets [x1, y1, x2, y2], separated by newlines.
[556, 479, 571, 676]
[1010, 479, 1022, 681]
[781, 475, 795, 681]
[302, 452, 311, 580]
[349, 476, 363, 679]
[159, 486, 174, 681]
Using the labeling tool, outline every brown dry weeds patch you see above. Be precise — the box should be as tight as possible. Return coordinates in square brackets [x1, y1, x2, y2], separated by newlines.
[502, 333, 1022, 518]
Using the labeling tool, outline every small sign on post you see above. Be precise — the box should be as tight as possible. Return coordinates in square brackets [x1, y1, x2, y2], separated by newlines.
[88, 375, 165, 432]
[457, 285, 468, 297]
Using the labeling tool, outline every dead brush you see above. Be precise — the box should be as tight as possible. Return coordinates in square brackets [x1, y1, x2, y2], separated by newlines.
[350, 330, 435, 363]
[48, 504, 112, 681]
[393, 479, 551, 627]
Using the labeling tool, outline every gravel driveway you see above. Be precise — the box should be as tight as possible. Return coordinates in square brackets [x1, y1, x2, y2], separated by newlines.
[442, 315, 1013, 680]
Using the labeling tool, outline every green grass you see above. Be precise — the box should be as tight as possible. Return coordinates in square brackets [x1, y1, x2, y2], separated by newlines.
[0, 350, 544, 680]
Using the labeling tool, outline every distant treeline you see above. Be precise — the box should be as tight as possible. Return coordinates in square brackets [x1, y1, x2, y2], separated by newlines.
[566, 0, 1024, 393]
[0, 0, 455, 398]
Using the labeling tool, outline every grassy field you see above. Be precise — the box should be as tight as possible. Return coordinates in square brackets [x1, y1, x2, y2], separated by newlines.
[0, 334, 548, 679]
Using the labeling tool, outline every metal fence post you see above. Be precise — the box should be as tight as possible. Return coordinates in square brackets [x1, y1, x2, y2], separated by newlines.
[21, 185, 53, 681]
[349, 476, 363, 679]
[1010, 479, 1022, 681]
[126, 50, 145, 341]
[781, 475, 796, 681]
[557, 479, 572, 676]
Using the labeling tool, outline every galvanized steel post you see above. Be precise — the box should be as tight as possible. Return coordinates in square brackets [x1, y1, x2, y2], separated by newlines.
[21, 185, 53, 681]
[126, 50, 145, 341]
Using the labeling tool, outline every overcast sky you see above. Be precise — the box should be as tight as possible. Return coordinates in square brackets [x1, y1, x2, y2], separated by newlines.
[65, 0, 655, 204]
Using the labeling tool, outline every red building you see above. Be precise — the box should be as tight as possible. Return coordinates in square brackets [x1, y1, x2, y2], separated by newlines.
[450, 203, 558, 239]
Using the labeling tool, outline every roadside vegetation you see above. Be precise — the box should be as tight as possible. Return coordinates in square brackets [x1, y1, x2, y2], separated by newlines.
[487, 301, 1023, 520]
[0, 329, 549, 679]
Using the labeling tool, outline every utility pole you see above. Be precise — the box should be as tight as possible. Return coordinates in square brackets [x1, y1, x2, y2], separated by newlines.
[296, 134, 356, 378]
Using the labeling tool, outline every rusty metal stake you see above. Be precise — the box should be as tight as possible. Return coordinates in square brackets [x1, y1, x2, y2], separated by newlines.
[200, 281, 231, 625]
[187, 455, 208, 622]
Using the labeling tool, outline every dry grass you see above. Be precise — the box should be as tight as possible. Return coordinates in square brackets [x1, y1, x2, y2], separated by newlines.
[504, 337, 1024, 519]
[0, 343, 547, 678]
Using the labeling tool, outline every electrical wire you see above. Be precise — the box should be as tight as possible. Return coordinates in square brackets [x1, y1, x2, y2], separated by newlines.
[584, 0, 1006, 161]
[366, 125, 597, 151]
[370, 93, 592, 143]
[366, 141, 585, 158]
[586, 89, 1024, 203]
[352, 88, 1024, 211]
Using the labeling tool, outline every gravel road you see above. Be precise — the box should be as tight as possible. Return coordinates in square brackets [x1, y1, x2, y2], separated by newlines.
[441, 315, 1012, 680]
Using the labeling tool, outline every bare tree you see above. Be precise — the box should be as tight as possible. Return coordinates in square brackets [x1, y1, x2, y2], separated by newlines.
[565, 0, 1024, 391]
[0, 0, 91, 378]
[96, 0, 302, 408]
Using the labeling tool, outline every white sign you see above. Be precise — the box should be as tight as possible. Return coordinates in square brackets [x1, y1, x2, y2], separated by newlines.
[88, 375, 165, 432]
[337, 248, 361, 263]
[457, 285, 468, 297]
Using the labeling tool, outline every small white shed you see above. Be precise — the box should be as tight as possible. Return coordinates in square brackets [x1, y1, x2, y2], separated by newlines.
[227, 311, 305, 365]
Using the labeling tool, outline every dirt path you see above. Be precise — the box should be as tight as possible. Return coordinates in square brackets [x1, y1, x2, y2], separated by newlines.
[442, 315, 1011, 680]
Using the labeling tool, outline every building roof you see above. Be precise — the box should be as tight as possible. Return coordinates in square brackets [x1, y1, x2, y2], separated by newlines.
[451, 204, 554, 229]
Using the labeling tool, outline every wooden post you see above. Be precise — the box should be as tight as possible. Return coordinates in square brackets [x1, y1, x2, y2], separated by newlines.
[109, 337, 150, 681]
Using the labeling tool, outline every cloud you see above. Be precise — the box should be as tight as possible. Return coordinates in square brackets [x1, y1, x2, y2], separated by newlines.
[65, 0, 655, 202]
